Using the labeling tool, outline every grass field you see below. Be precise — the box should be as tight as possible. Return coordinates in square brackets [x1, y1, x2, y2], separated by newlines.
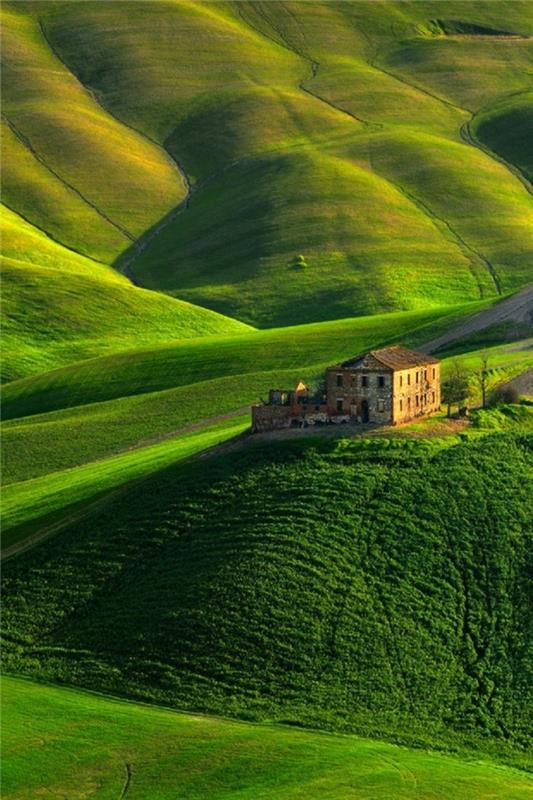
[3, 1, 532, 328]
[3, 676, 533, 800]
[1, 301, 492, 419]
[2, 1, 533, 791]
[1, 207, 251, 381]
[1, 416, 248, 553]
[3, 337, 531, 486]
[3, 429, 532, 757]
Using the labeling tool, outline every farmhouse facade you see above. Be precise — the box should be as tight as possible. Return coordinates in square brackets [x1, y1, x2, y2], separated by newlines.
[252, 346, 440, 432]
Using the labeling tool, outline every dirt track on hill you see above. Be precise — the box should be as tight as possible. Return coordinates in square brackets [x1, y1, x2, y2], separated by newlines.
[420, 284, 533, 353]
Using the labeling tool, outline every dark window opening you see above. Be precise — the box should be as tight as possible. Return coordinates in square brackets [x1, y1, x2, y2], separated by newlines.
[432, 368, 436, 380]
[399, 375, 403, 387]
[378, 375, 385, 388]
[407, 374, 411, 385]
[361, 375, 368, 388]
[336, 399, 344, 412]
[416, 371, 419, 383]
[416, 395, 419, 406]
[399, 399, 403, 411]
[336, 374, 343, 387]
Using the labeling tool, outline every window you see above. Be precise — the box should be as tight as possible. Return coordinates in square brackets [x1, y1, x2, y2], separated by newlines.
[378, 375, 385, 388]
[407, 373, 411, 386]
[336, 373, 343, 387]
[336, 399, 343, 412]
[399, 399, 403, 411]
[432, 391, 435, 403]
[416, 371, 419, 383]
[399, 375, 403, 387]
[377, 399, 385, 412]
[416, 395, 419, 406]
[424, 369, 427, 380]
[361, 375, 368, 388]
[408, 397, 411, 408]
[432, 368, 436, 380]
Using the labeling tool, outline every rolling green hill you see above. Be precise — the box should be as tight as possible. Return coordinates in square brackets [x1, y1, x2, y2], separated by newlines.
[1, 206, 251, 381]
[3, 676, 533, 800]
[2, 0, 532, 328]
[3, 431, 532, 758]
[2, 340, 530, 556]
[2, 0, 533, 790]
[0, 301, 492, 419]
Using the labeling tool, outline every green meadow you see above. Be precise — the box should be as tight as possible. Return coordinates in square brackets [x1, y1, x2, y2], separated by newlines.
[2, 1, 532, 328]
[0, 300, 495, 418]
[3, 431, 532, 759]
[4, 677, 533, 800]
[1, 207, 251, 382]
[1, 416, 248, 554]
[2, 0, 533, 794]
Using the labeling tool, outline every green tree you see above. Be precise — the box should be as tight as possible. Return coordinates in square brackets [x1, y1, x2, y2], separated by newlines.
[442, 361, 470, 417]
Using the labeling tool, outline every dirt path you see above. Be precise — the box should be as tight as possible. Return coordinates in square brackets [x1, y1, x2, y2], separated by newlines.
[122, 407, 250, 452]
[420, 284, 533, 353]
[501, 368, 533, 398]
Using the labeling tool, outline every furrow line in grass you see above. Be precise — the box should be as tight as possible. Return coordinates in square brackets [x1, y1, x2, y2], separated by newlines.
[368, 141, 501, 297]
[365, 29, 471, 117]
[2, 112, 135, 244]
[36, 16, 193, 284]
[235, 1, 377, 129]
[119, 762, 133, 799]
[460, 118, 533, 196]
[0, 198, 112, 267]
[366, 34, 532, 202]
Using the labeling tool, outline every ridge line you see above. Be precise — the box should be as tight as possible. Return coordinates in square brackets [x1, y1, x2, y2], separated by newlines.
[3, 113, 135, 243]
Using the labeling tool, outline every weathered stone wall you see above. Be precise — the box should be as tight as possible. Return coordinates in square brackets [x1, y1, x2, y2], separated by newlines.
[255, 356, 441, 431]
[392, 363, 440, 424]
[326, 357, 441, 426]
[252, 405, 293, 432]
[326, 357, 393, 424]
[252, 403, 331, 432]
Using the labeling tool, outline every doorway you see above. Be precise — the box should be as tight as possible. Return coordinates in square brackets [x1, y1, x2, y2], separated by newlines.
[361, 399, 369, 423]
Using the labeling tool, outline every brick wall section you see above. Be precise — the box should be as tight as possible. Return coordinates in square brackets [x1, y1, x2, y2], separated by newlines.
[254, 348, 441, 431]
[326, 356, 441, 426]
[392, 363, 440, 424]
[252, 403, 330, 432]
[252, 405, 294, 432]
[326, 354, 394, 424]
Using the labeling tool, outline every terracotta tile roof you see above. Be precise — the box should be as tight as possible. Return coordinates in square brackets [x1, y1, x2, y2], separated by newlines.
[343, 346, 440, 371]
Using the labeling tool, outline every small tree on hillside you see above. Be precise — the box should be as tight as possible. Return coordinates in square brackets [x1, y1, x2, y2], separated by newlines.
[442, 361, 470, 417]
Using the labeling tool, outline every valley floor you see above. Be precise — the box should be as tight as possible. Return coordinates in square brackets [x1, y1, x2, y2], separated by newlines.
[3, 676, 532, 800]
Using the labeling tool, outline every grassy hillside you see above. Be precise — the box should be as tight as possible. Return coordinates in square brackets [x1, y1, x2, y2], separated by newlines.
[3, 338, 531, 488]
[4, 677, 533, 800]
[3, 431, 532, 756]
[1, 416, 248, 554]
[1, 301, 491, 419]
[1, 5, 186, 261]
[3, 1, 532, 326]
[472, 91, 533, 183]
[1, 207, 251, 381]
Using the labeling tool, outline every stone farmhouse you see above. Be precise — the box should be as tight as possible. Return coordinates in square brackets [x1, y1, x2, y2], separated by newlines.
[252, 346, 441, 432]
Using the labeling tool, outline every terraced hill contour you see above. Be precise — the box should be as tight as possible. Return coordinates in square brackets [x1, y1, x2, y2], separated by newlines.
[3, 432, 532, 756]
